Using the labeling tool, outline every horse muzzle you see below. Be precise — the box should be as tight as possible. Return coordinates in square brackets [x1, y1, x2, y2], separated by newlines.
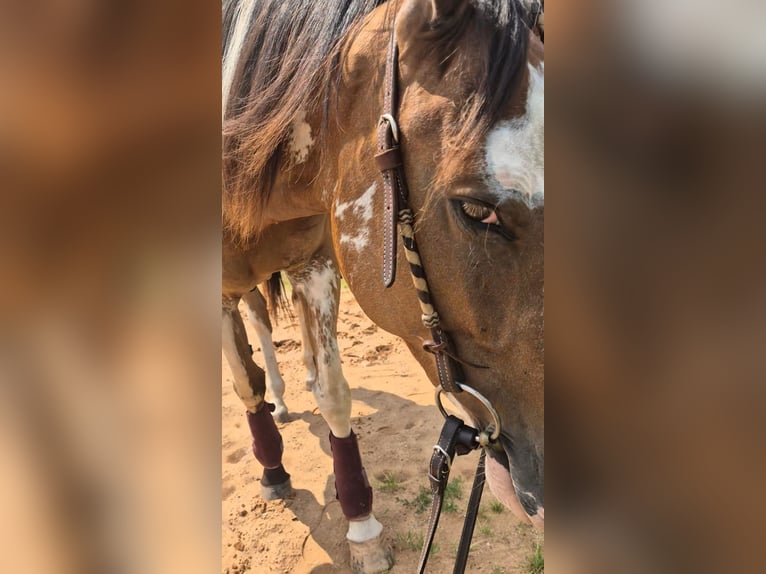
[485, 437, 545, 529]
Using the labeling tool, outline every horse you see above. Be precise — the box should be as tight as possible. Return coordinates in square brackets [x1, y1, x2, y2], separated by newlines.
[222, 0, 543, 571]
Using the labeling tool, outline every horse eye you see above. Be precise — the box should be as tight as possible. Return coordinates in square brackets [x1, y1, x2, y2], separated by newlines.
[460, 201, 495, 223]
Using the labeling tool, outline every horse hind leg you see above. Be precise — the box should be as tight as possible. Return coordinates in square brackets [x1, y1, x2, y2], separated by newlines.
[222, 296, 292, 500]
[290, 260, 393, 574]
[292, 288, 318, 390]
[242, 288, 289, 422]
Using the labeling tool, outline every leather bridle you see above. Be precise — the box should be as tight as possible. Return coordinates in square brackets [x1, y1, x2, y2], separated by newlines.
[374, 25, 499, 574]
[372, 7, 543, 572]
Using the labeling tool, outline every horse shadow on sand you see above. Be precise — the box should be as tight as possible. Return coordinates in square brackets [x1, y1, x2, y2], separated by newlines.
[280, 386, 446, 573]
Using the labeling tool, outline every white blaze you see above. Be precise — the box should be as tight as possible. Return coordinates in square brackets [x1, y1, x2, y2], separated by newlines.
[485, 63, 544, 208]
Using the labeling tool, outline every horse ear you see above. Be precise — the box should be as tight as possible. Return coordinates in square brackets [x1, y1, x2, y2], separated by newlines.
[396, 0, 466, 42]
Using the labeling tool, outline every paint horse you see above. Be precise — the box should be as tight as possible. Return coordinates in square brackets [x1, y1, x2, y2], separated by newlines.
[222, 0, 544, 572]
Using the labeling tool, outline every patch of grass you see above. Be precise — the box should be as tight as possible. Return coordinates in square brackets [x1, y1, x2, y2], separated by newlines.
[526, 543, 544, 574]
[430, 543, 441, 556]
[480, 524, 493, 537]
[445, 477, 464, 499]
[375, 471, 403, 494]
[395, 530, 424, 552]
[489, 501, 505, 514]
[442, 477, 463, 513]
[403, 477, 463, 514]
[492, 567, 505, 574]
[402, 486, 432, 513]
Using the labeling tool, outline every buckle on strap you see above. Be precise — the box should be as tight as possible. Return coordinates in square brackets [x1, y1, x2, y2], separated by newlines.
[418, 415, 487, 574]
[378, 113, 399, 143]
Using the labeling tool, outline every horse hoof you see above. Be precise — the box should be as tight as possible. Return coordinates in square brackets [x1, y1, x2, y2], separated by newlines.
[260, 478, 292, 501]
[349, 536, 394, 574]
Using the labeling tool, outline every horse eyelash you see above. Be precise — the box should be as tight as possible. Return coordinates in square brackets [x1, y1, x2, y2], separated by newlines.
[460, 201, 494, 222]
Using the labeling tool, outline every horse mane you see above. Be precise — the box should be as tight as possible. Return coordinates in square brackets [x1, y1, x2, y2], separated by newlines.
[222, 0, 530, 238]
[222, 0, 386, 237]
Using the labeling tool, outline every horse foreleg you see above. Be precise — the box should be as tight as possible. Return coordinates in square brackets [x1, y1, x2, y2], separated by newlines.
[291, 260, 393, 574]
[242, 288, 289, 422]
[222, 297, 292, 500]
[292, 288, 318, 391]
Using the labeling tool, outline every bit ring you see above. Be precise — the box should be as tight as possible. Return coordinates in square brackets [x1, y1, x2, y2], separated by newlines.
[435, 383, 501, 442]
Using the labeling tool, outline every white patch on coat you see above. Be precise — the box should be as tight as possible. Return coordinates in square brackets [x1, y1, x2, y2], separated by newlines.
[222, 309, 260, 412]
[288, 109, 314, 164]
[347, 514, 384, 543]
[485, 63, 544, 208]
[245, 305, 287, 416]
[222, 312, 248, 384]
[297, 260, 351, 438]
[339, 231, 370, 252]
[335, 183, 376, 253]
[302, 260, 338, 323]
[222, 0, 256, 120]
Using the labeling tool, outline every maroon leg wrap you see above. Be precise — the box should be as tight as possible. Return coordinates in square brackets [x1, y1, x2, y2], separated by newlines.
[246, 404, 283, 469]
[329, 431, 373, 520]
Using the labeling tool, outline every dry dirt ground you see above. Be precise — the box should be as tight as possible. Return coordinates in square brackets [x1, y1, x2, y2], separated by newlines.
[222, 285, 543, 573]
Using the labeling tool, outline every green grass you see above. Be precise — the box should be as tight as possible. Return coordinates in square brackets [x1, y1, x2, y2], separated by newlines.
[480, 524, 493, 537]
[375, 471, 403, 494]
[395, 530, 424, 552]
[489, 501, 505, 514]
[402, 487, 431, 513]
[491, 567, 505, 574]
[403, 477, 464, 514]
[443, 477, 463, 513]
[445, 477, 464, 499]
[526, 543, 544, 574]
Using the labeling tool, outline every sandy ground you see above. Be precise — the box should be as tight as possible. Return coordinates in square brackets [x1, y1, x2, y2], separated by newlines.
[222, 285, 542, 573]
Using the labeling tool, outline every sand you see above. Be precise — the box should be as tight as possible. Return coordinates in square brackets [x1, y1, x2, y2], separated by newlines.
[222, 285, 542, 573]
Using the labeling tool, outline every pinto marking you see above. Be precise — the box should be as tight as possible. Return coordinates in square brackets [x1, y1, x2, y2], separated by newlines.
[336, 183, 376, 253]
[289, 109, 315, 164]
[485, 63, 544, 208]
[222, 306, 261, 412]
[244, 297, 288, 419]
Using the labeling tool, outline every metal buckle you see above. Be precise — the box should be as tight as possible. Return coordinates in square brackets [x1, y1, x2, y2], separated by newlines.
[435, 383, 501, 442]
[378, 113, 399, 143]
[433, 445, 452, 471]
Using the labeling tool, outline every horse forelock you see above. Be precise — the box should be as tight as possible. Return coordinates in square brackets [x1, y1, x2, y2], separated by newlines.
[424, 0, 533, 198]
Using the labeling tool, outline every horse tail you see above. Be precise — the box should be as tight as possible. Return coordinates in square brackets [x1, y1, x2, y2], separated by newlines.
[264, 272, 293, 324]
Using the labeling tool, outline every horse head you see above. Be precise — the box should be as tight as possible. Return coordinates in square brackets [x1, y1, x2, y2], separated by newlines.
[332, 0, 544, 527]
